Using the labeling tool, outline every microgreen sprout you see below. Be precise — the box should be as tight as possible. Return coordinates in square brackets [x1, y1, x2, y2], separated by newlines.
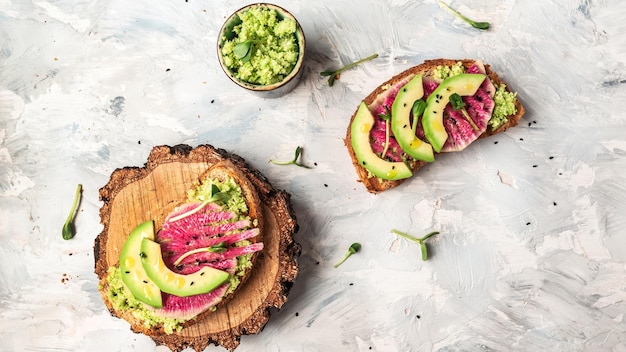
[449, 93, 479, 131]
[411, 99, 427, 135]
[269, 146, 312, 168]
[62, 184, 83, 240]
[334, 242, 362, 268]
[391, 229, 440, 261]
[377, 106, 392, 159]
[168, 183, 230, 222]
[174, 241, 228, 266]
[438, 0, 490, 30]
[321, 53, 378, 86]
[233, 40, 259, 63]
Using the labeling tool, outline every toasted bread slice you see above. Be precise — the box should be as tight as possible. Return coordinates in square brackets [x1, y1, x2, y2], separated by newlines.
[345, 58, 526, 193]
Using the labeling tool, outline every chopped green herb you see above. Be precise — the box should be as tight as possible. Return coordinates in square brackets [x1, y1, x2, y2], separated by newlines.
[334, 243, 361, 268]
[321, 53, 378, 86]
[391, 229, 440, 261]
[62, 184, 83, 240]
[438, 1, 490, 30]
[270, 146, 311, 168]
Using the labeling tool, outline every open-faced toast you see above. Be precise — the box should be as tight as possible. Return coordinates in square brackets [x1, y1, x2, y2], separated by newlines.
[345, 58, 526, 193]
[94, 144, 300, 352]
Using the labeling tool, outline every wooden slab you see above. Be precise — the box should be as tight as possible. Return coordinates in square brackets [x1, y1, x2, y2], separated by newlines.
[94, 144, 301, 351]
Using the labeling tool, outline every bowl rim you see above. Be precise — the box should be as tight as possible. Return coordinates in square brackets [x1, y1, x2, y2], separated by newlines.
[217, 3, 306, 92]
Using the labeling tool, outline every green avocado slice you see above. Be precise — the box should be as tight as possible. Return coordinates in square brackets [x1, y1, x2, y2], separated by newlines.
[422, 73, 486, 152]
[390, 74, 434, 162]
[119, 220, 163, 308]
[350, 101, 413, 180]
[140, 238, 230, 297]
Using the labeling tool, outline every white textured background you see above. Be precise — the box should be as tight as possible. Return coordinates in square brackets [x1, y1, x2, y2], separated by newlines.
[1, 0, 626, 351]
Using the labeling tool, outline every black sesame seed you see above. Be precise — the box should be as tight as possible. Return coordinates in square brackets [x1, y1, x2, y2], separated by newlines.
[324, 183, 328, 187]
[143, 280, 148, 284]
[494, 141, 499, 144]
[403, 103, 407, 107]
[553, 202, 557, 206]
[528, 122, 532, 127]
[349, 283, 354, 286]
[190, 281, 194, 286]
[520, 138, 524, 141]
[166, 68, 171, 72]
[526, 222, 531, 226]
[211, 99, 215, 103]
[533, 165, 538, 168]
[549, 156, 554, 160]
[124, 271, 130, 274]
[416, 315, 421, 319]
[295, 312, 299, 316]
[200, 272, 205, 276]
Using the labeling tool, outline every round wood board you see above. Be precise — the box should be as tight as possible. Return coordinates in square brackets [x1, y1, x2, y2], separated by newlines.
[94, 144, 301, 351]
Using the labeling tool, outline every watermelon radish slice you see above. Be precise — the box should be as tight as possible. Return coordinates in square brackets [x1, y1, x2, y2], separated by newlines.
[149, 283, 230, 320]
[143, 201, 263, 320]
[418, 62, 496, 153]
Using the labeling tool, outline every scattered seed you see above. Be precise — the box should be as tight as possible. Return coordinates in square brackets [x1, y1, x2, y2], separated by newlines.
[349, 283, 354, 286]
[494, 141, 498, 144]
[324, 183, 328, 187]
[295, 312, 299, 317]
[416, 315, 421, 319]
[526, 222, 531, 226]
[519, 138, 524, 141]
[533, 165, 538, 168]
[549, 156, 554, 160]
[553, 201, 557, 206]
[166, 68, 171, 72]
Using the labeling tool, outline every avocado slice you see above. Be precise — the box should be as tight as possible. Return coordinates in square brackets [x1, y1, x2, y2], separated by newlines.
[140, 238, 230, 297]
[422, 73, 486, 152]
[390, 74, 434, 162]
[351, 101, 413, 180]
[119, 220, 163, 308]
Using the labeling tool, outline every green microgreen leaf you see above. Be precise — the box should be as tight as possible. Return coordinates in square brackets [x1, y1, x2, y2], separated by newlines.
[411, 99, 427, 135]
[269, 146, 312, 169]
[377, 105, 392, 159]
[438, 0, 490, 30]
[391, 229, 440, 261]
[321, 53, 378, 86]
[334, 242, 362, 268]
[449, 93, 479, 131]
[62, 184, 83, 240]
[233, 40, 258, 63]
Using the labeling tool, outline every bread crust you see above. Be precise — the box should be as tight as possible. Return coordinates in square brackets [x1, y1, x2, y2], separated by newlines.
[344, 58, 526, 193]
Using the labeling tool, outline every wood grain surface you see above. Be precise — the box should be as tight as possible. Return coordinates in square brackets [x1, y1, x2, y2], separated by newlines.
[94, 144, 301, 351]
